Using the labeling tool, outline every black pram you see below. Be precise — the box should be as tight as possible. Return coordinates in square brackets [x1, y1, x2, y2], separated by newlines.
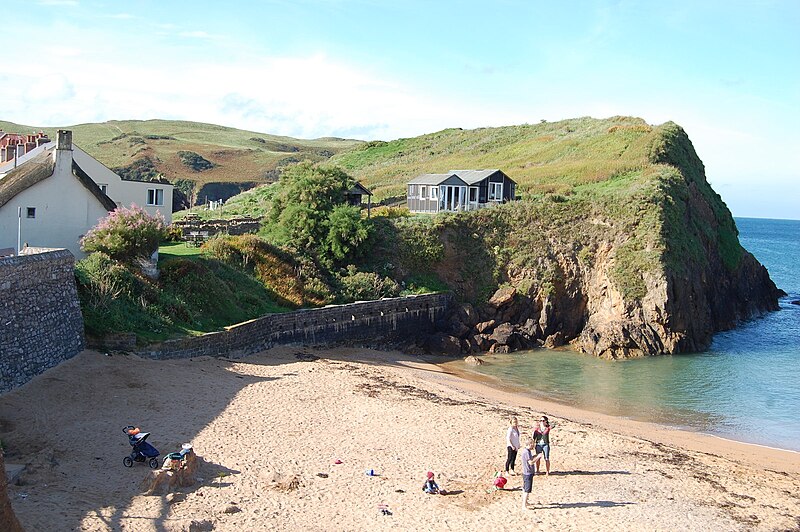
[122, 426, 160, 469]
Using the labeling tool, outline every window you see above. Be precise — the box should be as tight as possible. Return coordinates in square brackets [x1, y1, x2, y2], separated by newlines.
[430, 187, 439, 200]
[469, 187, 478, 202]
[147, 188, 164, 206]
[489, 182, 503, 201]
[98, 184, 108, 194]
[26, 207, 36, 219]
[420, 185, 427, 199]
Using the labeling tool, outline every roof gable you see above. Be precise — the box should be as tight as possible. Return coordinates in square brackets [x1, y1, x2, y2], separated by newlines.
[408, 173, 469, 186]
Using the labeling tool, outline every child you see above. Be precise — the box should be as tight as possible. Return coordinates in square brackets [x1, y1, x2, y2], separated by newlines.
[521, 438, 536, 510]
[422, 471, 446, 494]
[492, 471, 508, 491]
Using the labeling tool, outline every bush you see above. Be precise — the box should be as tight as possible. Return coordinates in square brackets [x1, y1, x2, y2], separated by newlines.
[337, 266, 400, 302]
[81, 205, 168, 263]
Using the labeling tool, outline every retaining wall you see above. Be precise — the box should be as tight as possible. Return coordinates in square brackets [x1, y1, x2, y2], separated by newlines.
[137, 293, 451, 360]
[0, 249, 85, 393]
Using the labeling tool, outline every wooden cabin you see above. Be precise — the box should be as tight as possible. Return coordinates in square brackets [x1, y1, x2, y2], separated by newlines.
[407, 169, 516, 213]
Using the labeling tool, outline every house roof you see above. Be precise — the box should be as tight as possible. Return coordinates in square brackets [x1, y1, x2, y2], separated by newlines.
[448, 169, 516, 185]
[347, 181, 372, 196]
[0, 149, 117, 211]
[409, 169, 516, 186]
[408, 173, 459, 185]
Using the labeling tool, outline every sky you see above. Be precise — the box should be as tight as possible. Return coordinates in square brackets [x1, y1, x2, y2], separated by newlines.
[2, 0, 798, 219]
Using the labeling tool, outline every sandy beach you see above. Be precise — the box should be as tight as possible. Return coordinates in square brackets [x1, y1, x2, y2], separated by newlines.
[1, 347, 799, 531]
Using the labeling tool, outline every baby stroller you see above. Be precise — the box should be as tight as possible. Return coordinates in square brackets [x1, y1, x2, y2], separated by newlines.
[122, 426, 160, 469]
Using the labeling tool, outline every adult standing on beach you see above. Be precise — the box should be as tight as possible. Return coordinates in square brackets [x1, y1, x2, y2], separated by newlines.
[534, 416, 552, 475]
[520, 438, 536, 510]
[505, 416, 521, 475]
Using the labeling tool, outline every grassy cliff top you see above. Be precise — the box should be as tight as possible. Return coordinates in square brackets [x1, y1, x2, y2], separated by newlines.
[331, 116, 666, 202]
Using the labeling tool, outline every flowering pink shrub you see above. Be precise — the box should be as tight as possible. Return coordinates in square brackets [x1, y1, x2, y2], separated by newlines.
[81, 205, 168, 263]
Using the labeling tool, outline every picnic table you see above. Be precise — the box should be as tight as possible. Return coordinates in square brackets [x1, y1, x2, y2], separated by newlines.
[185, 231, 209, 247]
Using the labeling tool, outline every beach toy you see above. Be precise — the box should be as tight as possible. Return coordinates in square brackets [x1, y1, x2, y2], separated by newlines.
[334, 459, 343, 465]
[493, 475, 507, 489]
[365, 468, 376, 476]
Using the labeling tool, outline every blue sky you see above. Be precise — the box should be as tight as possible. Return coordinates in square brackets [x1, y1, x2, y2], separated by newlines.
[3, 0, 798, 219]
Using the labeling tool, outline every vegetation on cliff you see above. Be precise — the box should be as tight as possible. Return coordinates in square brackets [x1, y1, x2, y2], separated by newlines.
[70, 115, 777, 355]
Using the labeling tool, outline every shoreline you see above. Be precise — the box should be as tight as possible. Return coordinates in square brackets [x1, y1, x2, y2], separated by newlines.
[2, 347, 799, 531]
[387, 353, 800, 476]
[433, 357, 800, 460]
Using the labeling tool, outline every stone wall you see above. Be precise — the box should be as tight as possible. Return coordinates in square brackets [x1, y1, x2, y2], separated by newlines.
[0, 249, 85, 393]
[172, 217, 262, 238]
[137, 293, 451, 360]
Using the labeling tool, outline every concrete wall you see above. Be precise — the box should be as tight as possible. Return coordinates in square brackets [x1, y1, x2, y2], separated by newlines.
[0, 249, 85, 393]
[0, 148, 110, 258]
[136, 293, 452, 360]
[72, 146, 173, 223]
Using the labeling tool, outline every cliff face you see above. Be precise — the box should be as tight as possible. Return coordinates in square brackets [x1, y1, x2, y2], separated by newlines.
[411, 123, 780, 358]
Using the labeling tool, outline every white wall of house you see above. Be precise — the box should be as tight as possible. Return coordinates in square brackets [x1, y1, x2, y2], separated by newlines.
[0, 148, 109, 258]
[71, 146, 173, 223]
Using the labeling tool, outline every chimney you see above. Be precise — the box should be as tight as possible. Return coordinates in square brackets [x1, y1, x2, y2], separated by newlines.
[56, 130, 72, 151]
[54, 130, 74, 174]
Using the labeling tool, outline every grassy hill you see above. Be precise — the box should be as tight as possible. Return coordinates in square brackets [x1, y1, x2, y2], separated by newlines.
[0, 118, 361, 205]
[331, 116, 658, 203]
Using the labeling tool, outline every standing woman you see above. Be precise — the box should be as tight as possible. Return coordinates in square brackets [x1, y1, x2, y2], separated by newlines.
[534, 416, 552, 475]
[505, 416, 521, 475]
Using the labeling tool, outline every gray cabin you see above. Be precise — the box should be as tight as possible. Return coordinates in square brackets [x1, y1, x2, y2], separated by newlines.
[406, 169, 516, 213]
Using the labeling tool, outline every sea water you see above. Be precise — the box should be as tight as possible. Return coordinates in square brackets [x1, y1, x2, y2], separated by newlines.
[455, 217, 800, 450]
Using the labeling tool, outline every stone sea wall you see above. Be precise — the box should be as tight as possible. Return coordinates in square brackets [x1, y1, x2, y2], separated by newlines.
[0, 249, 85, 393]
[137, 293, 452, 360]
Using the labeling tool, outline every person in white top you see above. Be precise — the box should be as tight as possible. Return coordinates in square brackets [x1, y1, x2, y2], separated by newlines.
[505, 416, 521, 475]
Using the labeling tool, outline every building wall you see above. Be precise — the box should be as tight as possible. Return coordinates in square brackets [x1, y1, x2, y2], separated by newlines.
[72, 147, 173, 223]
[0, 149, 110, 257]
[135, 293, 452, 360]
[0, 249, 85, 393]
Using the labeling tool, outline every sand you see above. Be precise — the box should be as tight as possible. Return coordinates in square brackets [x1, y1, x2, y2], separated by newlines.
[1, 347, 799, 531]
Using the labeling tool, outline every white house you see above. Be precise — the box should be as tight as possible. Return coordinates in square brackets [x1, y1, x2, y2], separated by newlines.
[0, 130, 174, 258]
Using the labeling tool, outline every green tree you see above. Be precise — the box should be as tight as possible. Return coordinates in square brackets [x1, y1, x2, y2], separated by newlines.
[325, 204, 370, 261]
[264, 162, 370, 263]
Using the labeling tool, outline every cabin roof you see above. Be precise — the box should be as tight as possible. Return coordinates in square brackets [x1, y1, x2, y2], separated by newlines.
[347, 181, 372, 196]
[409, 169, 515, 186]
[408, 173, 459, 185]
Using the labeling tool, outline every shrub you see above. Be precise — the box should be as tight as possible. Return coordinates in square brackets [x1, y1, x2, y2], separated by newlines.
[325, 205, 370, 263]
[81, 205, 168, 263]
[337, 266, 400, 302]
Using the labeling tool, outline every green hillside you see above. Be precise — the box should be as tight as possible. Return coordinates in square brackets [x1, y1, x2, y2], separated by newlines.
[0, 119, 361, 205]
[331, 116, 658, 203]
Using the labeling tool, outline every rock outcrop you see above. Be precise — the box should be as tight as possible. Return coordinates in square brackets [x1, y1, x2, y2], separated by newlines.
[421, 123, 781, 359]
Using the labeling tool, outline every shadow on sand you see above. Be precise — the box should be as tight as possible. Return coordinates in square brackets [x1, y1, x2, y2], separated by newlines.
[539, 500, 635, 509]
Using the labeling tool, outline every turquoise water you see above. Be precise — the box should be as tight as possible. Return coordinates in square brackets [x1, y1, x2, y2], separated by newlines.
[459, 217, 800, 450]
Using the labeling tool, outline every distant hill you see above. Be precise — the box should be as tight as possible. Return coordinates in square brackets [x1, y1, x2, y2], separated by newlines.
[0, 119, 362, 206]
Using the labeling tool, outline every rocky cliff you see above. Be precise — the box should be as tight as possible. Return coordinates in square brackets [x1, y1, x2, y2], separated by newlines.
[401, 122, 781, 358]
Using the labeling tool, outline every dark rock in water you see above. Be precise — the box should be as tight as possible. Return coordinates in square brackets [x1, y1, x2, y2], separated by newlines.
[791, 300, 800, 306]
[490, 344, 510, 354]
[489, 286, 516, 309]
[424, 333, 463, 356]
[543, 331, 565, 349]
